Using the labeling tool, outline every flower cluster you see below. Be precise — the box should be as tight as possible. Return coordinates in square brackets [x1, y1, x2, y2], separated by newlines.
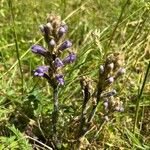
[31, 14, 76, 87]
[78, 53, 126, 138]
[98, 53, 126, 120]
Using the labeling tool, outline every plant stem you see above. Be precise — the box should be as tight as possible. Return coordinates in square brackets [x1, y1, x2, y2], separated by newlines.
[133, 61, 150, 134]
[52, 86, 59, 140]
[80, 88, 102, 138]
[94, 120, 106, 138]
[88, 88, 102, 123]
[78, 85, 90, 137]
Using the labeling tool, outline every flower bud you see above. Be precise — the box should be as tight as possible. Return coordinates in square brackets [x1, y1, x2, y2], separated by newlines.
[105, 89, 117, 97]
[58, 25, 68, 37]
[99, 65, 104, 74]
[49, 39, 56, 46]
[117, 68, 126, 75]
[114, 105, 124, 112]
[107, 77, 114, 84]
[107, 63, 114, 70]
[114, 68, 126, 80]
[119, 107, 124, 112]
[104, 101, 109, 109]
[61, 21, 68, 30]
[39, 25, 45, 33]
[58, 40, 72, 51]
[31, 45, 47, 56]
[46, 22, 53, 30]
[115, 106, 120, 111]
[104, 116, 109, 121]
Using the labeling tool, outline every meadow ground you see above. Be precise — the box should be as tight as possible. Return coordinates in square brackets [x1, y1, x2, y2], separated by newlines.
[0, 0, 150, 149]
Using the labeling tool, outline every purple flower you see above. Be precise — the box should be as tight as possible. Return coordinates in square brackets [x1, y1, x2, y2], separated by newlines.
[34, 66, 49, 77]
[31, 45, 47, 56]
[63, 53, 76, 64]
[54, 58, 64, 68]
[55, 74, 64, 85]
[58, 40, 72, 51]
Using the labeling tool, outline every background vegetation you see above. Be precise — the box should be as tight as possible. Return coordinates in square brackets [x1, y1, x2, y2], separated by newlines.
[0, 0, 150, 149]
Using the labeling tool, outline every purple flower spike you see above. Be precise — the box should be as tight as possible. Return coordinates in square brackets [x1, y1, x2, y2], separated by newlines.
[56, 74, 64, 85]
[58, 40, 72, 51]
[54, 58, 64, 68]
[31, 45, 47, 56]
[34, 66, 49, 77]
[63, 53, 76, 64]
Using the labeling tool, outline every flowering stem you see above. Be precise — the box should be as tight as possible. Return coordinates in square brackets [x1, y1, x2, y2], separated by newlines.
[52, 85, 59, 139]
[88, 88, 102, 123]
[78, 85, 90, 137]
[79, 88, 102, 138]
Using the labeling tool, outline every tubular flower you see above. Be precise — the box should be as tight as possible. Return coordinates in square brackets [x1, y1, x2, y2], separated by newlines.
[63, 53, 76, 64]
[54, 58, 64, 68]
[34, 66, 49, 77]
[58, 40, 72, 51]
[55, 74, 64, 85]
[31, 45, 47, 56]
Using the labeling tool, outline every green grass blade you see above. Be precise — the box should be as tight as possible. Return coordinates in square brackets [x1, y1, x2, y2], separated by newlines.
[133, 61, 150, 134]
[7, 0, 24, 96]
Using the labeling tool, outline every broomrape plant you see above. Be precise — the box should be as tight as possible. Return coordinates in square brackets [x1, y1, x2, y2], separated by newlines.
[30, 14, 126, 149]
[31, 14, 76, 147]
